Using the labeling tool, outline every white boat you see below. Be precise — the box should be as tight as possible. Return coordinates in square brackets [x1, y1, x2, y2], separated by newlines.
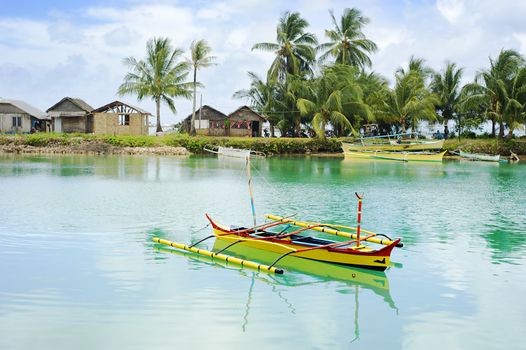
[203, 144, 265, 159]
[456, 150, 500, 162]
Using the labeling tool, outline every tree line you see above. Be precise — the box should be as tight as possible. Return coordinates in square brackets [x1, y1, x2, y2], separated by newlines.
[118, 8, 526, 139]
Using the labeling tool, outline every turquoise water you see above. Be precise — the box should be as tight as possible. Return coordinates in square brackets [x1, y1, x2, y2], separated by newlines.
[0, 154, 525, 349]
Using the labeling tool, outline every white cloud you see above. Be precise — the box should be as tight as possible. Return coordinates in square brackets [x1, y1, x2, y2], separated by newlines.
[1, 0, 526, 126]
[436, 0, 465, 23]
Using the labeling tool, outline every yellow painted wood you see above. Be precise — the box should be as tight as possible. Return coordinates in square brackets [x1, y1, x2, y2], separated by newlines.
[342, 139, 444, 151]
[213, 229, 390, 270]
[265, 214, 398, 247]
[342, 144, 446, 162]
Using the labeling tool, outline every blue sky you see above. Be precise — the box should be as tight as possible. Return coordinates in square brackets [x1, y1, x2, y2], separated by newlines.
[1, 0, 526, 125]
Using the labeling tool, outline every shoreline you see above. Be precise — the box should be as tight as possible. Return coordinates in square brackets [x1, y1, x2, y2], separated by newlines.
[2, 146, 524, 161]
[0, 134, 525, 158]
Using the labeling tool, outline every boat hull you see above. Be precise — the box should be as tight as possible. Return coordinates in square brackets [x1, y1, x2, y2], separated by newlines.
[343, 139, 444, 151]
[458, 151, 500, 162]
[208, 217, 399, 271]
[343, 148, 446, 162]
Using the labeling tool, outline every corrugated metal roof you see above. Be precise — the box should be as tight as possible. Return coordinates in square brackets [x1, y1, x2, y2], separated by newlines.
[0, 98, 48, 119]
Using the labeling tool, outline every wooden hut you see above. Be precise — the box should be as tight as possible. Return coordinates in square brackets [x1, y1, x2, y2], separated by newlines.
[226, 106, 266, 137]
[182, 105, 228, 136]
[88, 101, 150, 135]
[181, 105, 266, 137]
[0, 99, 49, 133]
[47, 97, 93, 133]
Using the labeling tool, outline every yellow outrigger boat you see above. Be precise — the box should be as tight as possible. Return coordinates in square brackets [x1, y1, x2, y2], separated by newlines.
[206, 212, 401, 271]
[343, 146, 446, 162]
[153, 158, 403, 274]
[343, 139, 444, 152]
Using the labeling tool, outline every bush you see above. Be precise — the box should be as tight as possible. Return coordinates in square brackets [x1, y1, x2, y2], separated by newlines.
[161, 135, 342, 154]
[101, 135, 157, 147]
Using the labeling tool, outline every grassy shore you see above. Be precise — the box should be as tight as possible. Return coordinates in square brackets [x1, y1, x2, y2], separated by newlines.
[0, 133, 525, 156]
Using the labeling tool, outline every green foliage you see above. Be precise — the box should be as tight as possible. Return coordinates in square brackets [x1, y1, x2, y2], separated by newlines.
[161, 135, 342, 154]
[252, 11, 318, 82]
[102, 135, 157, 147]
[318, 8, 377, 68]
[444, 138, 526, 155]
[118, 37, 192, 133]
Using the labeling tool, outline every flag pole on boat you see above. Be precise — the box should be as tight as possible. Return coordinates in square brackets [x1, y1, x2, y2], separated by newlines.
[355, 192, 364, 247]
[246, 156, 257, 227]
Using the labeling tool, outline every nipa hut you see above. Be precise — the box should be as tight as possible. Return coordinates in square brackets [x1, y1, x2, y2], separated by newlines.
[182, 105, 266, 137]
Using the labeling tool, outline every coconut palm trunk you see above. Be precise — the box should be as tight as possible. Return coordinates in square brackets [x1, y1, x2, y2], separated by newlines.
[156, 97, 162, 133]
[190, 68, 197, 135]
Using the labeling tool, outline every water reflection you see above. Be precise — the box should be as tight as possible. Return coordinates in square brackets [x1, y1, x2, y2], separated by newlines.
[153, 237, 398, 340]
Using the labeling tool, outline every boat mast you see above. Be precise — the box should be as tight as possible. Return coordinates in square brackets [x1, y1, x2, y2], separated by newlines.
[246, 156, 257, 227]
[355, 193, 363, 247]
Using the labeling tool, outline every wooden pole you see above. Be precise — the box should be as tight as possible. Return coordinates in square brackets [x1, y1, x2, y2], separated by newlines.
[355, 193, 363, 247]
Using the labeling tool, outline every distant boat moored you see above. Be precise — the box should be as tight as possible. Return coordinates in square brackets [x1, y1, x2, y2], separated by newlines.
[454, 150, 501, 162]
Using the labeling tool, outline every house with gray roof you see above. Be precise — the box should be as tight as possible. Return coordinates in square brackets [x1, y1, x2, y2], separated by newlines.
[47, 97, 94, 133]
[0, 99, 49, 133]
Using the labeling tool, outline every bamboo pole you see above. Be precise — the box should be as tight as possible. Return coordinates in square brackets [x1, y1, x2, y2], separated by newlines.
[265, 214, 403, 248]
[152, 237, 283, 274]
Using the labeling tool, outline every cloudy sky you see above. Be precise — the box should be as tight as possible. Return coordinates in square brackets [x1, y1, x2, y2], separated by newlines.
[1, 0, 526, 125]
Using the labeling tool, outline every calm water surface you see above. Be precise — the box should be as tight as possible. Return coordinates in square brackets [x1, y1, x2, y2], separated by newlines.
[0, 154, 525, 349]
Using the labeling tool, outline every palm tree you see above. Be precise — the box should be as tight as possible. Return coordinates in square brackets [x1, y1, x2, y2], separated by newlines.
[296, 65, 370, 138]
[318, 8, 377, 68]
[118, 37, 191, 133]
[252, 11, 318, 82]
[380, 59, 438, 133]
[233, 72, 280, 136]
[189, 39, 216, 136]
[503, 66, 526, 137]
[462, 49, 524, 137]
[431, 61, 464, 131]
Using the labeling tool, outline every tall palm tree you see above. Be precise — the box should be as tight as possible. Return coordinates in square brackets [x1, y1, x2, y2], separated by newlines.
[296, 65, 370, 138]
[431, 61, 464, 130]
[252, 11, 318, 82]
[502, 66, 526, 137]
[233, 72, 280, 136]
[318, 8, 377, 68]
[380, 59, 438, 133]
[118, 37, 191, 133]
[462, 49, 524, 137]
[189, 39, 216, 136]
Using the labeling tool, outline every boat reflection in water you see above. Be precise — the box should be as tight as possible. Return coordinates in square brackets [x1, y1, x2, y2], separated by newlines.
[212, 240, 397, 309]
[153, 238, 398, 340]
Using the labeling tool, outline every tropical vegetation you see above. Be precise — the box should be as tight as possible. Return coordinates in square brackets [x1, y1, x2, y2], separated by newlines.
[118, 37, 192, 133]
[117, 8, 526, 139]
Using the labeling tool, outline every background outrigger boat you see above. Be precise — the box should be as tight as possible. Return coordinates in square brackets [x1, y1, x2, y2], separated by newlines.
[343, 133, 444, 152]
[452, 150, 501, 162]
[204, 144, 265, 159]
[342, 147, 446, 162]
